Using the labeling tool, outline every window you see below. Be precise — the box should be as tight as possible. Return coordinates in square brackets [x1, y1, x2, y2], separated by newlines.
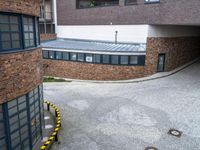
[23, 16, 35, 48]
[93, 54, 101, 63]
[120, 56, 129, 65]
[0, 13, 39, 52]
[43, 50, 49, 58]
[130, 56, 138, 65]
[56, 51, 62, 60]
[102, 55, 110, 64]
[0, 14, 21, 50]
[63, 52, 69, 60]
[145, 0, 160, 3]
[125, 0, 137, 5]
[111, 55, 119, 65]
[77, 53, 84, 62]
[77, 0, 119, 9]
[70, 53, 77, 61]
[49, 51, 55, 59]
[85, 54, 93, 62]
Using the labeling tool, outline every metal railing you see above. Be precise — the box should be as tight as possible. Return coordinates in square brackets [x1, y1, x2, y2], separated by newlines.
[40, 100, 61, 150]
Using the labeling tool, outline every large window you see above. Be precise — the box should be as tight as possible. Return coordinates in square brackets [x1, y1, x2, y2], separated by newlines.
[0, 13, 39, 52]
[77, 0, 119, 9]
[43, 50, 146, 66]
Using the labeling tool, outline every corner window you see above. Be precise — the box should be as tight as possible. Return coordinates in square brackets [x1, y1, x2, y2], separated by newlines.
[0, 14, 21, 50]
[77, 0, 119, 9]
[0, 13, 40, 53]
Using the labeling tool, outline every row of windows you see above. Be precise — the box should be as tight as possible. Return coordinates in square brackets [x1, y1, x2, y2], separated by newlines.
[43, 50, 146, 66]
[0, 13, 39, 52]
[76, 0, 160, 8]
[0, 85, 43, 150]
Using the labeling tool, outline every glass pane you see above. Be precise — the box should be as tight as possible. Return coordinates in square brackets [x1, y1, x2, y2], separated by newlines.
[29, 25, 33, 32]
[2, 41, 11, 49]
[24, 33, 29, 40]
[63, 52, 69, 60]
[8, 99, 17, 109]
[20, 117, 28, 126]
[24, 25, 29, 32]
[93, 54, 101, 63]
[0, 15, 9, 23]
[130, 56, 138, 65]
[23, 17, 29, 25]
[85, 54, 93, 62]
[18, 96, 26, 104]
[70, 53, 77, 61]
[25, 40, 30, 47]
[30, 40, 34, 46]
[0, 24, 10, 32]
[77, 53, 84, 62]
[19, 111, 27, 119]
[30, 33, 34, 40]
[43, 51, 49, 58]
[102, 55, 110, 64]
[8, 107, 18, 116]
[10, 16, 18, 24]
[120, 56, 129, 65]
[28, 18, 33, 25]
[10, 122, 19, 132]
[11, 33, 19, 40]
[49, 51, 55, 59]
[12, 40, 20, 49]
[10, 24, 19, 31]
[18, 102, 26, 111]
[1, 33, 10, 41]
[111, 55, 119, 65]
[56, 51, 62, 60]
[10, 115, 19, 124]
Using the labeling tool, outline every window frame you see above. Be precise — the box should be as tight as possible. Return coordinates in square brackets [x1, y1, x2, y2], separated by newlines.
[144, 0, 160, 4]
[0, 12, 40, 53]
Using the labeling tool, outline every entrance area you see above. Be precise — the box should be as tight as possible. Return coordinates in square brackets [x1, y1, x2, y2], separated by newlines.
[157, 54, 165, 72]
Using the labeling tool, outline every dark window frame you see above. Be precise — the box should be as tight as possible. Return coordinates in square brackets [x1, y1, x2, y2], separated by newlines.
[144, 0, 160, 4]
[0, 12, 40, 53]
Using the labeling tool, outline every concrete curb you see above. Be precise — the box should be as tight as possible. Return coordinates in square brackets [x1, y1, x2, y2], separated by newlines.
[44, 57, 200, 84]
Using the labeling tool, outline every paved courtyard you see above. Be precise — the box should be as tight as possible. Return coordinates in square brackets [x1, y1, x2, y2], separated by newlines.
[44, 60, 200, 150]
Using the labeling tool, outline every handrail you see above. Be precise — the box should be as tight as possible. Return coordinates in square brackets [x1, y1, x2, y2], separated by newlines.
[40, 100, 62, 150]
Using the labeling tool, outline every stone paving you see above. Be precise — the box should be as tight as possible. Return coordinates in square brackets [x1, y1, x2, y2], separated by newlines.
[44, 60, 200, 150]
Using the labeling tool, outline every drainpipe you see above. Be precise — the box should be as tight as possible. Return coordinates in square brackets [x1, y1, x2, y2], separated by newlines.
[115, 30, 118, 44]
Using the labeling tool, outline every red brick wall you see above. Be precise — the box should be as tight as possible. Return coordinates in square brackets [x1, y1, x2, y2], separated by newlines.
[145, 37, 200, 75]
[43, 60, 146, 80]
[40, 34, 57, 42]
[0, 0, 40, 16]
[43, 37, 200, 81]
[0, 48, 43, 104]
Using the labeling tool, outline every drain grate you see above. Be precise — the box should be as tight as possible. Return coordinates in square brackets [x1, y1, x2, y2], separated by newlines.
[144, 147, 158, 150]
[168, 128, 182, 137]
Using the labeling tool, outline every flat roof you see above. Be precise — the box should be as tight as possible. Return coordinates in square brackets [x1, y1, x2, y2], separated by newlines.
[41, 39, 146, 53]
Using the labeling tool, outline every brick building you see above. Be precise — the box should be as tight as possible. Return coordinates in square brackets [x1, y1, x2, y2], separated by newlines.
[0, 0, 44, 149]
[42, 0, 200, 80]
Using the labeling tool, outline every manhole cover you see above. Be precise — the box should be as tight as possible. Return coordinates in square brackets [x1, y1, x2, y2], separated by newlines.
[168, 128, 182, 137]
[144, 147, 158, 150]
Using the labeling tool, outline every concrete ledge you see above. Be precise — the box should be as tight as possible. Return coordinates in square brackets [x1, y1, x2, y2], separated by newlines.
[44, 57, 200, 83]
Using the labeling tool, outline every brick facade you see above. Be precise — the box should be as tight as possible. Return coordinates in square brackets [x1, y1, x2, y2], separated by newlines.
[0, 0, 40, 16]
[40, 34, 57, 42]
[43, 37, 200, 80]
[145, 37, 200, 75]
[0, 48, 43, 104]
[57, 0, 200, 25]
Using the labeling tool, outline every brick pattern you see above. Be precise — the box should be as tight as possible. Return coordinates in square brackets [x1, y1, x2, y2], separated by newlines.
[43, 37, 200, 80]
[40, 34, 57, 42]
[43, 60, 146, 80]
[145, 37, 200, 75]
[57, 0, 200, 25]
[0, 48, 43, 104]
[0, 0, 40, 16]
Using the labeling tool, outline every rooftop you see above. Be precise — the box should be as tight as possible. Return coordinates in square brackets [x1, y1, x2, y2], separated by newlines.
[41, 39, 146, 53]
